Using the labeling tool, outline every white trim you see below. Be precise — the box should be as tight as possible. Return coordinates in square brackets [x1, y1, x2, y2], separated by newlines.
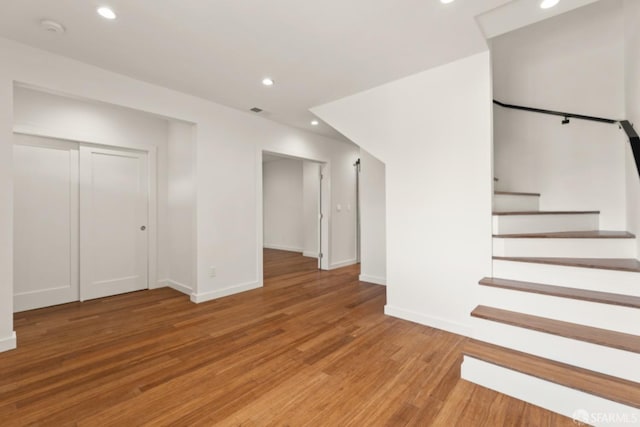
[384, 305, 471, 337]
[0, 332, 17, 353]
[359, 274, 386, 286]
[158, 279, 192, 295]
[147, 147, 158, 293]
[303, 251, 319, 258]
[255, 151, 264, 292]
[190, 281, 261, 304]
[461, 356, 640, 426]
[329, 258, 358, 270]
[263, 243, 304, 253]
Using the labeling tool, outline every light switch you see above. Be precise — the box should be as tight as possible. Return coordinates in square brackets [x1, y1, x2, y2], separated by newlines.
[336, 204, 342, 212]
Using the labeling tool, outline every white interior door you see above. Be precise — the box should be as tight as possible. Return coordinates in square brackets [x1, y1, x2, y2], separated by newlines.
[80, 146, 149, 301]
[13, 135, 79, 312]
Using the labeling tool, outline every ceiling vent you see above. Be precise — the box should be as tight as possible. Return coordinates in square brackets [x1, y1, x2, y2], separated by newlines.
[250, 107, 263, 113]
[40, 19, 66, 34]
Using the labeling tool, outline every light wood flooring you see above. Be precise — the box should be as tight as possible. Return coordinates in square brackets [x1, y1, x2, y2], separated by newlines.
[0, 249, 574, 426]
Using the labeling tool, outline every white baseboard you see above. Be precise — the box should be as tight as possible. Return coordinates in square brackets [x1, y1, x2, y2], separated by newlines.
[263, 243, 303, 253]
[191, 281, 262, 304]
[359, 274, 386, 286]
[384, 305, 471, 337]
[303, 251, 319, 258]
[164, 279, 192, 296]
[329, 258, 358, 270]
[0, 332, 17, 353]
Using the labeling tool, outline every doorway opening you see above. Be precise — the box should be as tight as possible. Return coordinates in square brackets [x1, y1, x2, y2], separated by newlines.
[260, 151, 328, 282]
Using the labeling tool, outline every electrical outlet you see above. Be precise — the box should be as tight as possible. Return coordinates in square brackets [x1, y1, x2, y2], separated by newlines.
[209, 267, 217, 278]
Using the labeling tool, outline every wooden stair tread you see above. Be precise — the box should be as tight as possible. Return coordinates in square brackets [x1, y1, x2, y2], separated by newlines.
[463, 339, 640, 409]
[479, 277, 640, 309]
[493, 230, 635, 239]
[493, 210, 599, 216]
[471, 305, 640, 354]
[494, 256, 640, 272]
[494, 191, 541, 197]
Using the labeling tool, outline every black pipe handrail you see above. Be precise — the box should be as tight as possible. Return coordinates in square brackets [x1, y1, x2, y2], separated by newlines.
[493, 99, 640, 178]
[493, 100, 616, 124]
[620, 120, 640, 178]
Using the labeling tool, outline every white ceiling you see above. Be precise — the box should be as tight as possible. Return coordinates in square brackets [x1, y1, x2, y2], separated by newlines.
[0, 0, 519, 139]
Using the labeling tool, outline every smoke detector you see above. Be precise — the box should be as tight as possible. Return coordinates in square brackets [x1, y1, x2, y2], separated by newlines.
[40, 19, 66, 34]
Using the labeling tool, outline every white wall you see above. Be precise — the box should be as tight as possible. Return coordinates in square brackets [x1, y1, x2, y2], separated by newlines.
[359, 149, 386, 286]
[492, 1, 627, 229]
[303, 161, 320, 258]
[12, 85, 171, 285]
[313, 52, 493, 335]
[0, 78, 14, 351]
[167, 120, 196, 292]
[263, 158, 304, 252]
[0, 37, 359, 345]
[624, 0, 640, 258]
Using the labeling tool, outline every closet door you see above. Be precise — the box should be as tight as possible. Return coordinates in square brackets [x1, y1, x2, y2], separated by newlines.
[80, 146, 149, 301]
[13, 135, 79, 312]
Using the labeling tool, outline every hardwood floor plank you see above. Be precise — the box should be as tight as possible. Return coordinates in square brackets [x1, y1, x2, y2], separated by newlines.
[479, 277, 640, 308]
[494, 230, 635, 239]
[494, 256, 640, 272]
[471, 305, 640, 354]
[0, 249, 574, 425]
[493, 210, 599, 215]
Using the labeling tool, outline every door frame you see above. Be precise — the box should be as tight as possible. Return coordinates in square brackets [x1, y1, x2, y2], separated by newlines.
[257, 149, 330, 286]
[13, 128, 158, 299]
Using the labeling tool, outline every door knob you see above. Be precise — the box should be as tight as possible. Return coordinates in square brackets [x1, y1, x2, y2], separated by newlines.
[140, 226, 146, 231]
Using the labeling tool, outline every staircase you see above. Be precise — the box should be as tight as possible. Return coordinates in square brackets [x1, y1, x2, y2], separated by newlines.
[461, 186, 640, 426]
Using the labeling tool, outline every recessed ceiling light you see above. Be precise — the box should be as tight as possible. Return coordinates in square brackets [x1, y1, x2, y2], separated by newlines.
[262, 78, 274, 86]
[311, 120, 319, 126]
[97, 7, 117, 20]
[440, 0, 455, 4]
[540, 0, 559, 9]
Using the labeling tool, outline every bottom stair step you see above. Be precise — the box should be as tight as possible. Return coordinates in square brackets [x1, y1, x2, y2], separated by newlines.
[463, 339, 640, 409]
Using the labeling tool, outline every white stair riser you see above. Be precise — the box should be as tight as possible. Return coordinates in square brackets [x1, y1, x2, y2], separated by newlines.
[462, 357, 640, 427]
[493, 194, 539, 212]
[493, 214, 599, 234]
[471, 318, 640, 382]
[493, 260, 640, 297]
[493, 238, 637, 258]
[478, 286, 640, 335]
